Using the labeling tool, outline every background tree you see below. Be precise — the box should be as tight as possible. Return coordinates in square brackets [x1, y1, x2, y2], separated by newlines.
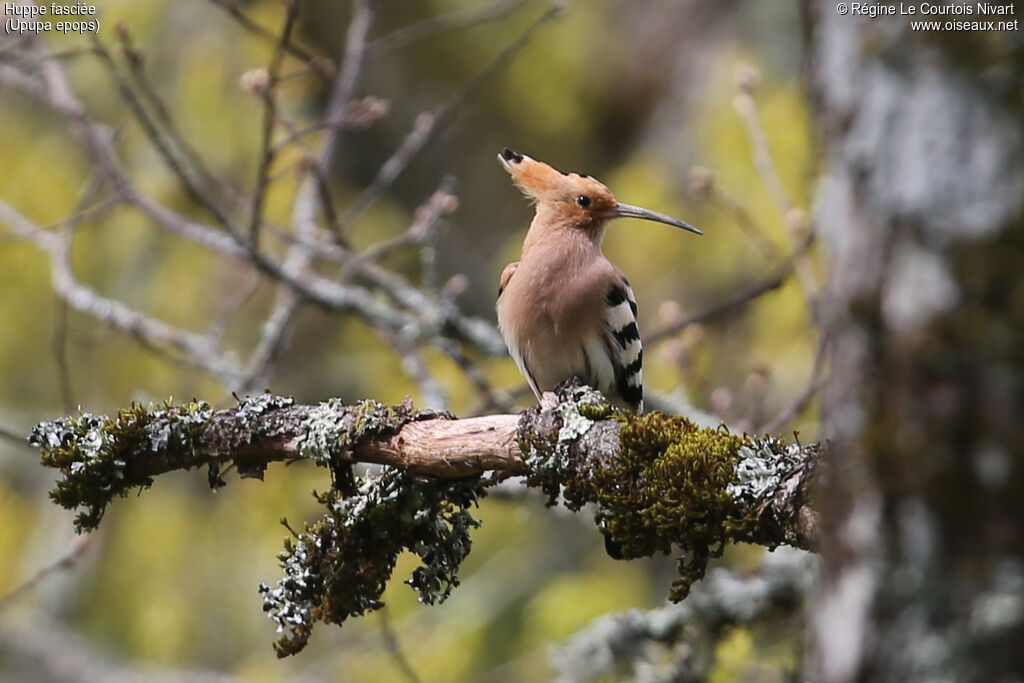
[806, 3, 1024, 680]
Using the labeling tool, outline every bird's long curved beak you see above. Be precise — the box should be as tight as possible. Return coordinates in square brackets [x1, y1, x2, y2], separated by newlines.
[605, 203, 702, 235]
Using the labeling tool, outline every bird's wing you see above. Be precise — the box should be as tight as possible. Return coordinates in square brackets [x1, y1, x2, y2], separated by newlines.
[497, 261, 543, 399]
[498, 261, 519, 297]
[602, 277, 643, 412]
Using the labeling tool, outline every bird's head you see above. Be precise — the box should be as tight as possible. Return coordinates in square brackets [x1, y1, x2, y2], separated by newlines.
[497, 148, 701, 238]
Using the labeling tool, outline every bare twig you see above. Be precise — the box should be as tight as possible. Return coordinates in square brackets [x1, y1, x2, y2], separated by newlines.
[248, 0, 301, 246]
[733, 65, 819, 310]
[757, 335, 830, 434]
[288, 0, 376, 249]
[116, 26, 246, 210]
[203, 0, 332, 81]
[378, 326, 449, 411]
[88, 35, 245, 242]
[0, 534, 92, 611]
[269, 96, 387, 153]
[0, 200, 246, 386]
[237, 283, 300, 393]
[49, 175, 105, 413]
[208, 270, 261, 344]
[368, 0, 528, 57]
[53, 298, 75, 414]
[340, 3, 565, 225]
[356, 176, 458, 265]
[689, 167, 781, 261]
[0, 425, 28, 446]
[319, 0, 375, 179]
[379, 606, 424, 683]
[442, 339, 517, 415]
[645, 237, 813, 345]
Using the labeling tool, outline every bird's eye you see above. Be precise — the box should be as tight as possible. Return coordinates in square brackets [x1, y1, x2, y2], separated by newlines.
[576, 195, 592, 208]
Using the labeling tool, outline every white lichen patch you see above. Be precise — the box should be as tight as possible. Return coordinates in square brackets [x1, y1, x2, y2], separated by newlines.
[259, 537, 320, 639]
[295, 398, 348, 466]
[235, 394, 294, 430]
[727, 438, 804, 501]
[556, 386, 606, 447]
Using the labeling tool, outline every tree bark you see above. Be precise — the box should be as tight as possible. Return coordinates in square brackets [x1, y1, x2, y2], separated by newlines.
[806, 2, 1024, 679]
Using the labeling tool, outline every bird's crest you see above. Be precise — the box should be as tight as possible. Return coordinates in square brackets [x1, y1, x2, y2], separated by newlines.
[497, 148, 616, 211]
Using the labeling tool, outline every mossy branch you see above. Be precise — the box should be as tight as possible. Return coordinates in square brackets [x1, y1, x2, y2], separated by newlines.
[30, 384, 822, 656]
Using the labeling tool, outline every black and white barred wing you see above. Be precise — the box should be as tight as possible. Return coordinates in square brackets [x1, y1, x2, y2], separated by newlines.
[603, 278, 643, 412]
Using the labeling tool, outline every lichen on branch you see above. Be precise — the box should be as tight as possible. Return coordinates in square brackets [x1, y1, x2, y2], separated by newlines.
[29, 398, 222, 532]
[518, 382, 820, 601]
[260, 469, 482, 657]
[29, 386, 821, 657]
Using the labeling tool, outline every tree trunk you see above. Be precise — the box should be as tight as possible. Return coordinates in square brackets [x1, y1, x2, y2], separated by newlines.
[806, 2, 1024, 679]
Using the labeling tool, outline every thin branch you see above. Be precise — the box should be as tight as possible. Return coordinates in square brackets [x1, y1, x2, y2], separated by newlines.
[53, 298, 75, 414]
[340, 3, 565, 225]
[208, 270, 261, 344]
[689, 166, 781, 261]
[360, 176, 458, 264]
[379, 606, 424, 683]
[442, 339, 517, 415]
[0, 534, 92, 611]
[645, 235, 815, 345]
[270, 96, 389, 153]
[88, 35, 245, 242]
[237, 285, 301, 394]
[368, 0, 528, 58]
[378, 325, 449, 411]
[287, 0, 377, 250]
[757, 335, 830, 434]
[248, 0, 302, 246]
[49, 175, 104, 413]
[0, 425, 28, 447]
[733, 65, 819, 310]
[203, 0, 332, 81]
[0, 199, 246, 386]
[318, 0, 375, 179]
[116, 26, 246, 210]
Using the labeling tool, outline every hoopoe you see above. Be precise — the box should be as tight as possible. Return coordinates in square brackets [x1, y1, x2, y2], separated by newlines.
[496, 148, 701, 412]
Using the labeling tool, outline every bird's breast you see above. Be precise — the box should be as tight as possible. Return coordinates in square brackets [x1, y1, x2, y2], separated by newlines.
[497, 251, 616, 394]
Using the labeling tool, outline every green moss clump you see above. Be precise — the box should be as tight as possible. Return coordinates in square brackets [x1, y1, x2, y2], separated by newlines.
[594, 412, 755, 600]
[516, 382, 795, 600]
[259, 469, 483, 657]
[516, 384, 786, 603]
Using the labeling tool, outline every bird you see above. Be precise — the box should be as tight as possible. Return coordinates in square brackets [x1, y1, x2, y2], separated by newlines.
[496, 148, 701, 413]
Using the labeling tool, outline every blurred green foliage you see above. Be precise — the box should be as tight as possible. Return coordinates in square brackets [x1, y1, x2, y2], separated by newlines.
[0, 0, 816, 679]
